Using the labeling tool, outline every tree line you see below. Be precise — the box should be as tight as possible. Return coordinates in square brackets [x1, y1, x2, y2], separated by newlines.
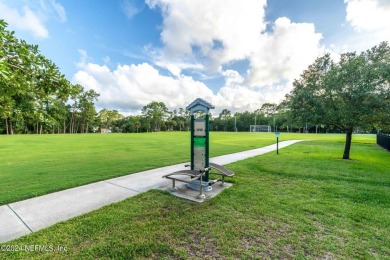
[111, 101, 289, 133]
[0, 20, 101, 134]
[1, 19, 389, 147]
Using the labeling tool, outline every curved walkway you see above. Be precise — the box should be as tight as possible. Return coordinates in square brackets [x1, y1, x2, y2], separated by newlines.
[0, 140, 302, 243]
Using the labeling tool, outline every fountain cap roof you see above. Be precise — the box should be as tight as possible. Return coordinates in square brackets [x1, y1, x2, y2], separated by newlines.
[186, 98, 215, 114]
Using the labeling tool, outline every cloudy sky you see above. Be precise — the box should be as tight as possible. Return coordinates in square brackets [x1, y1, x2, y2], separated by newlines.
[1, 0, 389, 115]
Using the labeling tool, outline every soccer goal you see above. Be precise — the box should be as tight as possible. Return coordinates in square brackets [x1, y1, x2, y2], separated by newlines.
[250, 125, 271, 133]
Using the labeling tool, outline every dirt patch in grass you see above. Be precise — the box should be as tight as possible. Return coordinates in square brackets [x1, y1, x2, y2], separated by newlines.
[186, 231, 221, 259]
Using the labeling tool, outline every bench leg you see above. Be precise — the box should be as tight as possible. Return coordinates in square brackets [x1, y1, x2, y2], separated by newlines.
[171, 179, 177, 191]
[197, 181, 206, 199]
[220, 175, 225, 186]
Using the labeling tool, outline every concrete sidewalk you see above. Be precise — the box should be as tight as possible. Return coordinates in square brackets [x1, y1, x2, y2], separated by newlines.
[0, 140, 301, 243]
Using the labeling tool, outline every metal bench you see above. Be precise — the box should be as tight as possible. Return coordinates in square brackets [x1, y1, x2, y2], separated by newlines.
[163, 167, 212, 199]
[163, 164, 234, 199]
[208, 163, 234, 186]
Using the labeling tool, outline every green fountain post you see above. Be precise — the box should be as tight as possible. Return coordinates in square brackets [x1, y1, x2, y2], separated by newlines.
[186, 98, 214, 191]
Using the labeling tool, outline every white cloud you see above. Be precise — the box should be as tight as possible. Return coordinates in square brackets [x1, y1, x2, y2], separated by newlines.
[121, 0, 144, 19]
[345, 0, 390, 33]
[154, 60, 204, 77]
[247, 17, 323, 87]
[220, 69, 244, 88]
[147, 0, 267, 72]
[0, 0, 67, 39]
[72, 1, 327, 114]
[76, 49, 89, 67]
[0, 2, 49, 38]
[72, 52, 285, 115]
[50, 0, 67, 22]
[214, 86, 269, 113]
[73, 59, 215, 114]
[213, 68, 289, 113]
[102, 56, 111, 65]
[146, 0, 324, 97]
[344, 0, 390, 46]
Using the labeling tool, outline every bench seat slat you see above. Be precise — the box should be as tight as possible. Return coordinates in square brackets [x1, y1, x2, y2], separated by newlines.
[209, 163, 234, 176]
[162, 170, 201, 178]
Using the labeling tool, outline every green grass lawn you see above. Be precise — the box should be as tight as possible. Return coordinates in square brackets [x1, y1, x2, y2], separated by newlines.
[0, 132, 375, 205]
[1, 136, 388, 259]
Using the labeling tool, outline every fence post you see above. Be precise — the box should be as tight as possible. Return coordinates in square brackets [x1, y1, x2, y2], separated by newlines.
[388, 134, 390, 151]
[377, 133, 390, 152]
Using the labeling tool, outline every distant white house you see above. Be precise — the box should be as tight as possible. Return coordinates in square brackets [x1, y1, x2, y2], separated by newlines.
[99, 128, 111, 134]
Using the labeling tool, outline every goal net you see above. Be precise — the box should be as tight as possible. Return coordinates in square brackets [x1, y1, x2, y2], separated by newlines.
[250, 125, 271, 133]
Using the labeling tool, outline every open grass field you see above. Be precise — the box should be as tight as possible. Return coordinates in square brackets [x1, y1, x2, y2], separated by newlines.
[1, 134, 389, 259]
[0, 132, 376, 205]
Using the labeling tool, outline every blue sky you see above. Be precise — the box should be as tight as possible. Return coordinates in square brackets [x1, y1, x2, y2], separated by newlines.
[1, 0, 389, 115]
